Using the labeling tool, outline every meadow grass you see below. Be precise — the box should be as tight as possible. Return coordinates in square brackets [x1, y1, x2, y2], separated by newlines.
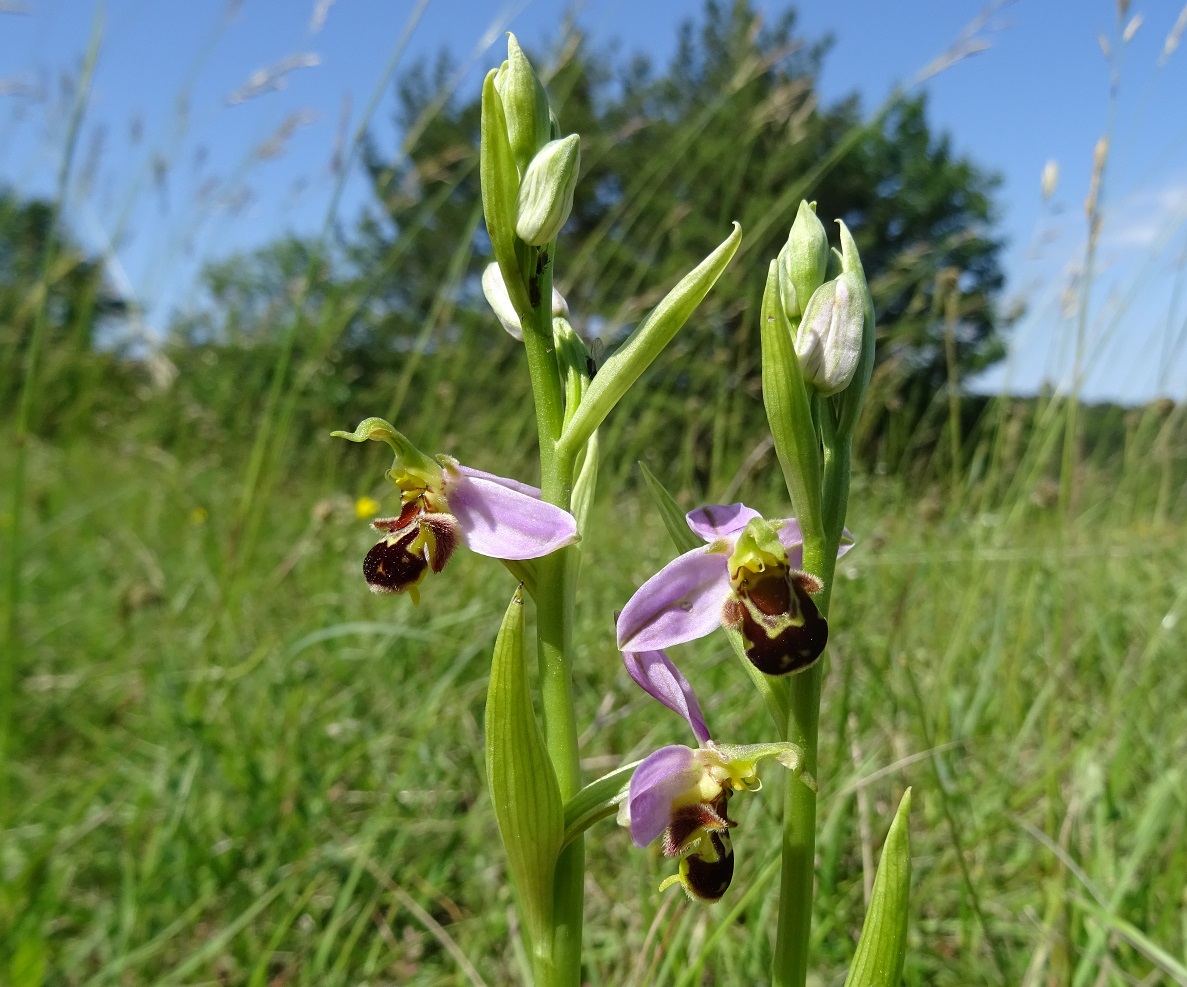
[2, 405, 1184, 984]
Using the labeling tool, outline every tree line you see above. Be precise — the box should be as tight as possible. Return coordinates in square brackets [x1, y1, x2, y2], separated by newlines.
[4, 1, 1016, 481]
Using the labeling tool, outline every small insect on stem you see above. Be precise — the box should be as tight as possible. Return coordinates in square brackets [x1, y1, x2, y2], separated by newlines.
[586, 337, 604, 380]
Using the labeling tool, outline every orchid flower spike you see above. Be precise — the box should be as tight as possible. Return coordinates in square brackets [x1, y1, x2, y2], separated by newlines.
[617, 647, 812, 902]
[332, 418, 578, 601]
[616, 504, 853, 676]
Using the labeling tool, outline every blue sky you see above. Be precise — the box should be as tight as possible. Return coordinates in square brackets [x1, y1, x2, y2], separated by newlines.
[2, 0, 1186, 402]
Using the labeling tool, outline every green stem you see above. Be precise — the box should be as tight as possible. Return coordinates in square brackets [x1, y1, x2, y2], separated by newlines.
[772, 535, 836, 987]
[773, 657, 822, 987]
[521, 254, 565, 490]
[773, 408, 847, 985]
[521, 251, 584, 987]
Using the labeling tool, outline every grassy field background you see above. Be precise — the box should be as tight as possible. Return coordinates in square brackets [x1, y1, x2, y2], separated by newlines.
[4, 5, 1187, 986]
[4, 387, 1185, 985]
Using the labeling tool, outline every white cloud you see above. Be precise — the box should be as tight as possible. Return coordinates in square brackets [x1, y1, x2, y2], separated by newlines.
[1100, 176, 1187, 250]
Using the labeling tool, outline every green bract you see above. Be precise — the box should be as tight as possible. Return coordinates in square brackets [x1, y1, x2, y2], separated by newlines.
[480, 68, 531, 319]
[558, 223, 742, 460]
[759, 258, 823, 544]
[485, 588, 565, 963]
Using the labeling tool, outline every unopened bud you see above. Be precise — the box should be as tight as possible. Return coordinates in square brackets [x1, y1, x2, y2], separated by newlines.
[482, 262, 569, 340]
[515, 134, 580, 246]
[796, 271, 865, 396]
[777, 200, 829, 320]
[494, 34, 551, 176]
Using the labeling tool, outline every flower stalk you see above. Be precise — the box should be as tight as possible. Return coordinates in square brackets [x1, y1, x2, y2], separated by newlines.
[766, 207, 878, 987]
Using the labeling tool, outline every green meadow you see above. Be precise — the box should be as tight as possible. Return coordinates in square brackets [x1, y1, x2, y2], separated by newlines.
[3, 4, 1187, 985]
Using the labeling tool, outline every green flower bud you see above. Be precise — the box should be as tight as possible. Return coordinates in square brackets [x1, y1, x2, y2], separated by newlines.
[481, 262, 568, 341]
[777, 200, 829, 320]
[494, 33, 551, 177]
[515, 134, 581, 246]
[796, 270, 866, 396]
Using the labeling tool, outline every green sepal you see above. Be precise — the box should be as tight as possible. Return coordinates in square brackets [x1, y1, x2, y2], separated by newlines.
[560, 760, 639, 849]
[638, 462, 701, 555]
[557, 223, 742, 460]
[833, 219, 877, 440]
[843, 788, 912, 987]
[759, 258, 823, 545]
[480, 68, 532, 320]
[485, 587, 564, 950]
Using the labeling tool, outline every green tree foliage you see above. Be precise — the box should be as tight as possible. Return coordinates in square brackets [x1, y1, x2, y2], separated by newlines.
[168, 1, 1010, 478]
[350, 1, 1009, 460]
[349, 52, 485, 348]
[169, 237, 333, 348]
[0, 187, 127, 426]
[0, 187, 130, 434]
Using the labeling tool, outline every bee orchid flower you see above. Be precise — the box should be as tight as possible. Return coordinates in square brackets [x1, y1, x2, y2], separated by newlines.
[332, 418, 578, 601]
[616, 503, 853, 676]
[617, 647, 812, 902]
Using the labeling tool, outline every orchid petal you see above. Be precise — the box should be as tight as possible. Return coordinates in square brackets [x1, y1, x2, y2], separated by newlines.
[685, 503, 761, 542]
[772, 519, 856, 568]
[456, 464, 542, 499]
[838, 528, 856, 558]
[774, 517, 806, 568]
[627, 745, 702, 848]
[622, 649, 711, 744]
[616, 548, 730, 652]
[444, 466, 577, 560]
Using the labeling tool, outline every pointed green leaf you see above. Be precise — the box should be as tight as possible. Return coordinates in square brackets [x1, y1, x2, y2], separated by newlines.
[834, 219, 877, 440]
[480, 69, 531, 319]
[760, 258, 823, 543]
[638, 462, 701, 555]
[558, 223, 742, 459]
[843, 788, 912, 987]
[561, 760, 639, 848]
[485, 587, 564, 948]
